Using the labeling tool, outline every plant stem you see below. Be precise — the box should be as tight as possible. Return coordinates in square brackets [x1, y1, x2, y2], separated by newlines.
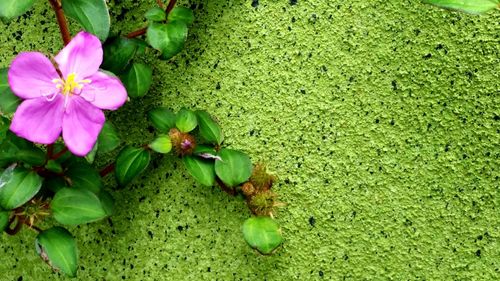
[48, 0, 71, 45]
[216, 178, 236, 196]
[5, 216, 23, 236]
[50, 147, 68, 160]
[47, 144, 54, 158]
[125, 0, 177, 39]
[100, 163, 115, 177]
[126, 27, 147, 39]
[165, 0, 177, 15]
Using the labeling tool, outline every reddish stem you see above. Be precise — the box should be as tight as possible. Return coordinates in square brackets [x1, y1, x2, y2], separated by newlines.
[5, 216, 23, 236]
[100, 163, 115, 177]
[48, 0, 71, 45]
[126, 27, 147, 39]
[50, 147, 68, 160]
[156, 0, 165, 8]
[165, 0, 177, 15]
[216, 178, 236, 196]
[47, 144, 54, 158]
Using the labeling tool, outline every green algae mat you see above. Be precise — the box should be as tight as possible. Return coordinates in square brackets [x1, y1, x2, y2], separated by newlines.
[1, 0, 499, 279]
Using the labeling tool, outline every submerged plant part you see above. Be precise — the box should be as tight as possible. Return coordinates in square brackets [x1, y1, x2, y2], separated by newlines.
[8, 31, 127, 156]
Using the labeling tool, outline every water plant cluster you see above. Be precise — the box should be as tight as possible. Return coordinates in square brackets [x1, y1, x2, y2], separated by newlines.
[0, 0, 497, 277]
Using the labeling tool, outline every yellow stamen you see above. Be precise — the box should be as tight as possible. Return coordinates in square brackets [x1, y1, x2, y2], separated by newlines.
[52, 73, 91, 95]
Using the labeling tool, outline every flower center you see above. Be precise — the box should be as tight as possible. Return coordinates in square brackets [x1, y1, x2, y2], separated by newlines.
[52, 73, 91, 96]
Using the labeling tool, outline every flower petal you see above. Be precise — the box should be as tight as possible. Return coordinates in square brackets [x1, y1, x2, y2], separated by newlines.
[55, 31, 103, 80]
[80, 71, 128, 110]
[62, 96, 105, 156]
[10, 95, 64, 144]
[8, 52, 60, 99]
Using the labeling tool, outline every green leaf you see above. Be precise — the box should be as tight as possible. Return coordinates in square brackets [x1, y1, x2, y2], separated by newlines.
[145, 7, 166, 22]
[0, 166, 43, 209]
[196, 110, 223, 145]
[214, 149, 252, 187]
[98, 190, 114, 216]
[66, 161, 102, 194]
[150, 135, 172, 154]
[148, 107, 176, 131]
[53, 143, 74, 164]
[242, 216, 283, 255]
[147, 21, 188, 60]
[115, 146, 151, 186]
[0, 0, 35, 23]
[0, 210, 10, 232]
[175, 108, 198, 133]
[168, 7, 195, 25]
[183, 156, 215, 186]
[16, 146, 47, 166]
[62, 0, 111, 41]
[36, 227, 78, 277]
[120, 63, 153, 98]
[97, 121, 121, 154]
[50, 188, 107, 225]
[0, 68, 21, 114]
[84, 142, 98, 164]
[424, 0, 499, 14]
[45, 160, 63, 174]
[101, 37, 138, 74]
[0, 133, 26, 167]
[43, 176, 67, 194]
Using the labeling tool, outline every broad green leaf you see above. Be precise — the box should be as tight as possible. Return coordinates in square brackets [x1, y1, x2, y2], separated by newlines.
[0, 68, 21, 114]
[145, 7, 166, 22]
[53, 143, 73, 164]
[16, 146, 46, 166]
[0, 210, 10, 232]
[175, 108, 198, 133]
[0, 0, 35, 23]
[84, 142, 98, 164]
[424, 0, 499, 14]
[43, 176, 67, 194]
[62, 0, 111, 41]
[36, 227, 78, 277]
[115, 146, 151, 186]
[50, 188, 107, 225]
[0, 116, 9, 138]
[0, 166, 43, 209]
[0, 131, 33, 166]
[66, 161, 102, 194]
[196, 110, 223, 145]
[183, 156, 216, 186]
[102, 37, 138, 74]
[120, 63, 153, 98]
[242, 216, 283, 255]
[147, 21, 188, 60]
[148, 107, 176, 131]
[45, 160, 63, 174]
[215, 149, 252, 187]
[98, 190, 114, 216]
[150, 135, 172, 154]
[97, 121, 120, 154]
[168, 7, 195, 25]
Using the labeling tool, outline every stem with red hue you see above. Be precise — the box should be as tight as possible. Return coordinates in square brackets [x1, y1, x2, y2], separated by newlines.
[165, 0, 177, 15]
[50, 147, 68, 160]
[126, 27, 147, 39]
[216, 178, 236, 196]
[48, 0, 71, 45]
[100, 163, 115, 177]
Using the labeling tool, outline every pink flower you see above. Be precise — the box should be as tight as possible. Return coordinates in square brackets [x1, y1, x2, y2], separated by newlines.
[8, 32, 127, 156]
